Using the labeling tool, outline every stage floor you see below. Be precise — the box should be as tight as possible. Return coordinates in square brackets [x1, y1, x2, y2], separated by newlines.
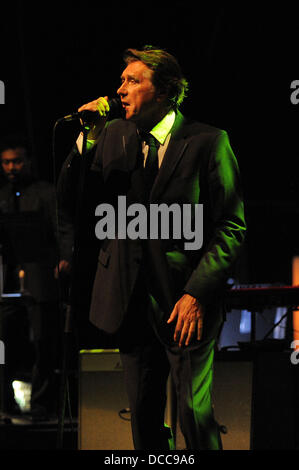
[0, 413, 77, 450]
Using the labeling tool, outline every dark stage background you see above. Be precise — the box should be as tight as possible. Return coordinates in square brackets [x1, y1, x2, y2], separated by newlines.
[1, 4, 299, 451]
[1, 2, 299, 287]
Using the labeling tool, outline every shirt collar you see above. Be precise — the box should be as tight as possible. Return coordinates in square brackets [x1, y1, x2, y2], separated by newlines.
[149, 110, 176, 145]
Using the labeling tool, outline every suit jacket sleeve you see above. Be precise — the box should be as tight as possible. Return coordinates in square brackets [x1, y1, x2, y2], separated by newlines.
[184, 130, 246, 304]
[56, 143, 100, 262]
[56, 121, 112, 263]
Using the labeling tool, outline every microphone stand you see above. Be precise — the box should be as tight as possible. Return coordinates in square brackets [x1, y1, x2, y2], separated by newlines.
[55, 98, 123, 448]
[56, 118, 91, 449]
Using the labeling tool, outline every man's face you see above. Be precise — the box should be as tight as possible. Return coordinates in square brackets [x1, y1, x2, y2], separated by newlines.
[117, 60, 166, 128]
[1, 147, 29, 183]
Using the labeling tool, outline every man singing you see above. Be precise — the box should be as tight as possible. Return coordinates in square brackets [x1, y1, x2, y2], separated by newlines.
[58, 46, 246, 450]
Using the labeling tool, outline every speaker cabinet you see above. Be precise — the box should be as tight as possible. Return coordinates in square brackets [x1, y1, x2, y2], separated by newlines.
[78, 349, 133, 450]
[212, 353, 253, 450]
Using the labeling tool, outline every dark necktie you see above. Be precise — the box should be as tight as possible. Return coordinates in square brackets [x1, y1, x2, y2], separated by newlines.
[143, 134, 159, 193]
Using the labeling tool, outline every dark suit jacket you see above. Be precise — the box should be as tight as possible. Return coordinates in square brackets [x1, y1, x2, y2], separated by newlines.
[86, 111, 246, 339]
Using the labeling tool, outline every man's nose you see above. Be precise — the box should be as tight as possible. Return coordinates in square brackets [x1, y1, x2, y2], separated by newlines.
[7, 162, 16, 171]
[117, 82, 127, 96]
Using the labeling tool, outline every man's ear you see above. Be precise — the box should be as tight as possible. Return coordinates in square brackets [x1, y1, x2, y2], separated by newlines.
[156, 87, 169, 104]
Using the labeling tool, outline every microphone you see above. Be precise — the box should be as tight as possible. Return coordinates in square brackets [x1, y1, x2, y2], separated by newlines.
[58, 97, 124, 123]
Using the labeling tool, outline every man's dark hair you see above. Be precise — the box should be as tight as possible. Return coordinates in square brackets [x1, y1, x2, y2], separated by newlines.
[123, 45, 189, 111]
[0, 134, 30, 158]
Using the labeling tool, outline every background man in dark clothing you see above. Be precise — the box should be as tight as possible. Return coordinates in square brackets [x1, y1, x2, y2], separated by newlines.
[0, 136, 65, 420]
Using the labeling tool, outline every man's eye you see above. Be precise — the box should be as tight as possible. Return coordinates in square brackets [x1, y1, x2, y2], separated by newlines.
[120, 77, 139, 85]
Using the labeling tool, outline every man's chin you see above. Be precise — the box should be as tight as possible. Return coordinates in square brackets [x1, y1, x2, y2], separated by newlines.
[124, 107, 138, 122]
[6, 174, 17, 182]
[125, 110, 134, 121]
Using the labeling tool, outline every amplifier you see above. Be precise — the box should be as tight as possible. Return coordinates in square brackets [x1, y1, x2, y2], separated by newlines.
[78, 349, 133, 450]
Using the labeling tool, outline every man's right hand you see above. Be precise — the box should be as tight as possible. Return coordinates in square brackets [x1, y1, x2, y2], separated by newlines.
[78, 96, 110, 141]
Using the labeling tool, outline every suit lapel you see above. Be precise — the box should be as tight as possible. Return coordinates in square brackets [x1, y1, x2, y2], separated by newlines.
[122, 128, 147, 204]
[122, 129, 140, 172]
[150, 111, 189, 201]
